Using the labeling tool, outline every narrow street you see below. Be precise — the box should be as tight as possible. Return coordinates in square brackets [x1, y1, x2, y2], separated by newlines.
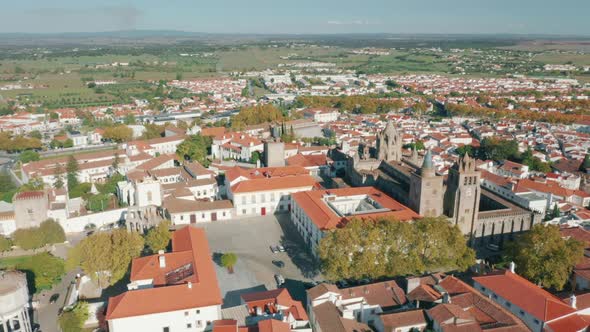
[34, 270, 79, 332]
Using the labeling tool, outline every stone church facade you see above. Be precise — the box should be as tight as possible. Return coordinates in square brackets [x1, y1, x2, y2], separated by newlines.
[343, 121, 542, 251]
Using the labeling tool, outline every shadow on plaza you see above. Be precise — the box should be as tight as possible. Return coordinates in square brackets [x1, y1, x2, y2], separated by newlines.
[222, 284, 268, 308]
[275, 214, 321, 279]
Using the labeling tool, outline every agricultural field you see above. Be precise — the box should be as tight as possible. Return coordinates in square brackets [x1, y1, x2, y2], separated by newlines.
[2, 39, 590, 109]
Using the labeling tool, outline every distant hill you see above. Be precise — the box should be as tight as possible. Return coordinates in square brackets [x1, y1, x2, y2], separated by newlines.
[0, 30, 588, 48]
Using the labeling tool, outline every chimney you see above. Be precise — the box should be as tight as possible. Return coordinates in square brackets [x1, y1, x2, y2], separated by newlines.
[509, 261, 516, 273]
[443, 292, 452, 304]
[571, 294, 577, 309]
[159, 254, 166, 268]
[188, 281, 192, 289]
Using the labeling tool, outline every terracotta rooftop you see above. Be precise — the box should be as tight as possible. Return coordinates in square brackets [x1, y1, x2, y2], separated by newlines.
[230, 175, 318, 194]
[106, 227, 222, 320]
[291, 187, 419, 231]
[473, 270, 575, 322]
[163, 197, 233, 214]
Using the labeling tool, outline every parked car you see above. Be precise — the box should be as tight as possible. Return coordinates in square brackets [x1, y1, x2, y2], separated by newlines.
[275, 274, 285, 287]
[270, 246, 279, 254]
[336, 280, 349, 288]
[359, 278, 371, 285]
[49, 293, 60, 304]
[272, 260, 285, 268]
[277, 245, 286, 252]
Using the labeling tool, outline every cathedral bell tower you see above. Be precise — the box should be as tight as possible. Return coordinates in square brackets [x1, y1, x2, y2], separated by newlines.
[444, 153, 481, 235]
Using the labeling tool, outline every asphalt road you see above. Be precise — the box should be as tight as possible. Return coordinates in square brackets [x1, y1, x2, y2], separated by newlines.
[33, 234, 87, 332]
[34, 270, 79, 332]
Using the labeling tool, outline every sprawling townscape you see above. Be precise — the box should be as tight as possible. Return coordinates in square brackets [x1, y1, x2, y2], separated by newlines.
[1, 8, 590, 332]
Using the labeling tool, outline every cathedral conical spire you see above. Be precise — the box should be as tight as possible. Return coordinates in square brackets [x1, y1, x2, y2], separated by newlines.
[419, 148, 436, 177]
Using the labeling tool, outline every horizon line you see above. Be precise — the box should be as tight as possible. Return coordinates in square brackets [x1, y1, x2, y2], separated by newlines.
[0, 29, 589, 39]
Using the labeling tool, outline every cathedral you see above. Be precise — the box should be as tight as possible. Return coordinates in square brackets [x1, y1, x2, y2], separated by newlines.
[340, 121, 541, 251]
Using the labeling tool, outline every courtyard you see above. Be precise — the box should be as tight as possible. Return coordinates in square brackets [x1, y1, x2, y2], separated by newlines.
[199, 213, 322, 307]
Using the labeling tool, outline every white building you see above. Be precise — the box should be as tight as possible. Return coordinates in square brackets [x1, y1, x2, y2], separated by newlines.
[106, 227, 223, 332]
[224, 166, 317, 217]
[290, 187, 419, 256]
[211, 132, 264, 161]
[307, 280, 407, 332]
[473, 266, 590, 332]
[302, 108, 340, 123]
[163, 198, 233, 224]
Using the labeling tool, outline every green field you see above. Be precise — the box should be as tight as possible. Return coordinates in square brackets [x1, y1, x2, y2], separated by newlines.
[1, 42, 590, 108]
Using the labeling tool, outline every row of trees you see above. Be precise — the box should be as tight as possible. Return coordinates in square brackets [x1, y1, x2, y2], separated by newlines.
[11, 219, 66, 250]
[103, 124, 134, 143]
[231, 104, 284, 130]
[0, 132, 42, 152]
[296, 95, 407, 114]
[445, 103, 585, 125]
[318, 217, 475, 281]
[471, 137, 552, 172]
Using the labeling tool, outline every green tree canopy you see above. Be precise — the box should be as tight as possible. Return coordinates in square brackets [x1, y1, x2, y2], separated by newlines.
[141, 123, 166, 140]
[86, 193, 111, 212]
[19, 150, 40, 163]
[67, 229, 144, 287]
[220, 253, 238, 270]
[53, 164, 65, 189]
[66, 155, 79, 192]
[476, 138, 519, 161]
[318, 216, 475, 281]
[58, 301, 89, 332]
[176, 134, 212, 166]
[103, 125, 133, 143]
[0, 235, 12, 252]
[39, 219, 66, 244]
[231, 104, 284, 130]
[581, 154, 590, 172]
[145, 221, 172, 254]
[12, 219, 65, 250]
[506, 224, 584, 290]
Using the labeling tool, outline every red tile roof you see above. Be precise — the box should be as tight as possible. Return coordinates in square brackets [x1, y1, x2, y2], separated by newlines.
[473, 270, 575, 322]
[106, 227, 222, 320]
[231, 175, 318, 194]
[13, 191, 45, 200]
[545, 314, 590, 332]
[291, 187, 419, 231]
[285, 153, 330, 168]
[241, 288, 308, 321]
[257, 319, 290, 332]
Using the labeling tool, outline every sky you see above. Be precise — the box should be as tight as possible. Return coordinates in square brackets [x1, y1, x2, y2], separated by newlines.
[0, 0, 588, 36]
